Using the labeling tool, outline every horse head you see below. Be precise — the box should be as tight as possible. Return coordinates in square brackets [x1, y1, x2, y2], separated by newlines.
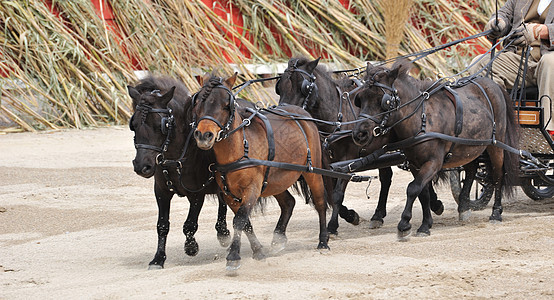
[193, 73, 238, 150]
[276, 57, 320, 110]
[352, 61, 410, 146]
[128, 84, 176, 178]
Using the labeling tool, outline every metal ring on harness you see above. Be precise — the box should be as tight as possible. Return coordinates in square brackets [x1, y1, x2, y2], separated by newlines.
[373, 126, 384, 137]
[216, 130, 225, 142]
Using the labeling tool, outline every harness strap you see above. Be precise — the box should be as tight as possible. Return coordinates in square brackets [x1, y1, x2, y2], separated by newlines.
[444, 86, 464, 137]
[216, 158, 371, 182]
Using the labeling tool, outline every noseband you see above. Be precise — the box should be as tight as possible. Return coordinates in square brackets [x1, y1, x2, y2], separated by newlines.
[192, 83, 236, 142]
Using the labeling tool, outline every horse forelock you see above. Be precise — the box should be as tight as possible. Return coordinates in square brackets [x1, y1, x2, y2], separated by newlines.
[199, 76, 224, 103]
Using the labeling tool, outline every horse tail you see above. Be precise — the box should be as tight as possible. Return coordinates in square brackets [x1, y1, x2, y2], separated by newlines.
[294, 155, 333, 209]
[501, 88, 520, 196]
[296, 176, 313, 205]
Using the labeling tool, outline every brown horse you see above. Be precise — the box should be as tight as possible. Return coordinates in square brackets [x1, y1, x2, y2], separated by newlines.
[352, 60, 519, 238]
[192, 73, 332, 272]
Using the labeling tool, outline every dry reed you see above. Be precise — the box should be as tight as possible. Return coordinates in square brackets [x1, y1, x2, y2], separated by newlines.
[0, 0, 505, 132]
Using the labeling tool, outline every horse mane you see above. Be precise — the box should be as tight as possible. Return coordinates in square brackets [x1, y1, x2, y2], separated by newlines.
[132, 75, 190, 108]
[288, 56, 355, 90]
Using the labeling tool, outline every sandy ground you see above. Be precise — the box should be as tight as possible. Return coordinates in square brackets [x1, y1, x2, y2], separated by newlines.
[0, 126, 553, 299]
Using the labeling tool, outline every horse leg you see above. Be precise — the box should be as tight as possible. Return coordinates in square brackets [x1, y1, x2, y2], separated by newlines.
[215, 191, 231, 247]
[271, 191, 296, 253]
[337, 180, 360, 226]
[428, 183, 444, 215]
[369, 167, 393, 229]
[303, 173, 330, 250]
[226, 202, 264, 271]
[328, 179, 357, 235]
[149, 185, 173, 269]
[488, 148, 505, 222]
[244, 219, 265, 260]
[415, 184, 433, 236]
[457, 161, 477, 222]
[398, 161, 440, 240]
[182, 193, 204, 257]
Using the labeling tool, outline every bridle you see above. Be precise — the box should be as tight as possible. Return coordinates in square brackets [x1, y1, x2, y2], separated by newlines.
[130, 91, 175, 155]
[276, 59, 318, 110]
[191, 82, 238, 142]
[356, 73, 401, 138]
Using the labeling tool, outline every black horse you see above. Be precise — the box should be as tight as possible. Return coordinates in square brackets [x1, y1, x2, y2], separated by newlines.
[275, 57, 444, 233]
[352, 60, 519, 238]
[128, 75, 231, 269]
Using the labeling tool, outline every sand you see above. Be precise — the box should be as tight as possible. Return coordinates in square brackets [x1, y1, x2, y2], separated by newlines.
[0, 126, 553, 299]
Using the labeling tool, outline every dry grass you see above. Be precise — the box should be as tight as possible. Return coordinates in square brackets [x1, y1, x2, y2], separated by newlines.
[0, 0, 504, 132]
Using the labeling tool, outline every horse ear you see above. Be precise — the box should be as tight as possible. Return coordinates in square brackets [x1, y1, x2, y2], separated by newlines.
[306, 57, 321, 73]
[224, 72, 238, 88]
[161, 86, 175, 106]
[390, 59, 413, 79]
[200, 72, 211, 86]
[127, 85, 140, 109]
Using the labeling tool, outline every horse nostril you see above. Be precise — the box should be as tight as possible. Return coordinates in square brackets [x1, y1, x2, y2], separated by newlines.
[141, 165, 152, 175]
[194, 130, 202, 140]
[204, 131, 213, 140]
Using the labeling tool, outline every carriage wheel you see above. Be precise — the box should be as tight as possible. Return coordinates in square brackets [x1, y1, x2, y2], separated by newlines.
[521, 159, 554, 200]
[449, 161, 494, 211]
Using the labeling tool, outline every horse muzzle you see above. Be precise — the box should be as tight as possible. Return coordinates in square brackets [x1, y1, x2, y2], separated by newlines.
[194, 129, 216, 150]
[133, 158, 155, 178]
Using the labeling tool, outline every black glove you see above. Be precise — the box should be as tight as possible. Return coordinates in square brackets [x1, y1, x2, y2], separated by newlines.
[484, 18, 508, 40]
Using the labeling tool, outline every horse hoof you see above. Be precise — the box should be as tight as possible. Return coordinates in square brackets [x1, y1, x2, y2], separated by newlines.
[148, 264, 163, 270]
[489, 216, 502, 223]
[225, 260, 241, 275]
[431, 201, 444, 215]
[317, 242, 330, 251]
[252, 250, 266, 261]
[415, 230, 430, 237]
[217, 233, 231, 248]
[459, 210, 472, 222]
[349, 212, 360, 226]
[397, 229, 411, 242]
[368, 220, 383, 229]
[184, 240, 199, 257]
[271, 234, 287, 254]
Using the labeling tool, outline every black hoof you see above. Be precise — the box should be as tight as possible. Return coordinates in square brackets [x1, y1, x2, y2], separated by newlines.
[344, 210, 360, 225]
[317, 241, 330, 250]
[489, 208, 503, 223]
[431, 200, 444, 215]
[184, 240, 199, 256]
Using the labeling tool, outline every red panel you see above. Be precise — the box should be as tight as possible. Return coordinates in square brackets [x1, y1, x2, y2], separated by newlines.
[90, 0, 115, 20]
